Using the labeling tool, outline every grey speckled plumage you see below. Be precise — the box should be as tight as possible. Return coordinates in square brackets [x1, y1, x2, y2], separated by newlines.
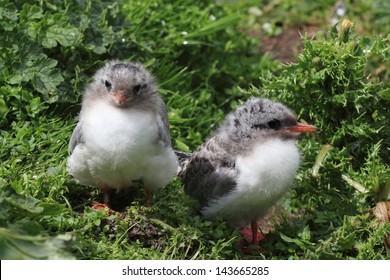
[179, 135, 237, 206]
[179, 98, 318, 243]
[67, 60, 178, 207]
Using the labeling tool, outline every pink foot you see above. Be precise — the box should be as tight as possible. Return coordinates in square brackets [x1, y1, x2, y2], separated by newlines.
[91, 202, 111, 210]
[235, 222, 265, 255]
[91, 203, 116, 215]
[239, 228, 265, 245]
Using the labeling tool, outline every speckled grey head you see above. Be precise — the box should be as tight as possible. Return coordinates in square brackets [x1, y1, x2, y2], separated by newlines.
[85, 60, 158, 108]
[217, 98, 299, 144]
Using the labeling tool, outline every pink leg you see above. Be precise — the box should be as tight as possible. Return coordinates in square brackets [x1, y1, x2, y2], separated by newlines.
[239, 220, 265, 245]
[102, 185, 111, 208]
[92, 185, 112, 210]
[251, 220, 259, 245]
[235, 220, 265, 254]
[146, 190, 152, 207]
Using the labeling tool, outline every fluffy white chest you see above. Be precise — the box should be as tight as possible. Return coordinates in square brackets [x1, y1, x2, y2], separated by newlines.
[69, 100, 177, 189]
[202, 139, 300, 226]
[83, 100, 158, 157]
[235, 139, 300, 195]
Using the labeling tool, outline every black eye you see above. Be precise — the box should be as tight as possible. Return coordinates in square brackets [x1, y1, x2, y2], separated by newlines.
[267, 119, 281, 130]
[133, 84, 142, 95]
[104, 80, 112, 90]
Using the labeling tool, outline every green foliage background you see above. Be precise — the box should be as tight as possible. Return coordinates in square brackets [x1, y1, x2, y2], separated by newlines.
[0, 0, 389, 259]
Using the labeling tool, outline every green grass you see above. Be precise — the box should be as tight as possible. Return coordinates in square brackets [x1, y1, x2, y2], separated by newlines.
[0, 0, 389, 259]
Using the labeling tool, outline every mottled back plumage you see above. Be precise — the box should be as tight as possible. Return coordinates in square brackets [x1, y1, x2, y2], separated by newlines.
[180, 135, 238, 207]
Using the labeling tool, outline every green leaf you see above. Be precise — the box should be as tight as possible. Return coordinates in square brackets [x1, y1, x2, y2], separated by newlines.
[38, 203, 66, 216]
[0, 98, 8, 114]
[380, 88, 390, 101]
[0, 1, 18, 31]
[0, 227, 74, 260]
[299, 225, 312, 242]
[20, 4, 43, 21]
[185, 14, 241, 39]
[4, 194, 44, 214]
[31, 58, 64, 99]
[175, 139, 190, 152]
[280, 232, 303, 245]
[10, 181, 22, 194]
[40, 15, 82, 48]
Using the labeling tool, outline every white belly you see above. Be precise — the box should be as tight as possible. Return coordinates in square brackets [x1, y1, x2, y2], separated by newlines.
[202, 139, 300, 227]
[68, 100, 178, 190]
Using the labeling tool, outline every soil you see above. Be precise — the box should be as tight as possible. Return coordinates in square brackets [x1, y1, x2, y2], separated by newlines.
[253, 24, 321, 63]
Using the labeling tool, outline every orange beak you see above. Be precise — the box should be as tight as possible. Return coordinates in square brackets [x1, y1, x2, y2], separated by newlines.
[112, 91, 127, 105]
[287, 122, 319, 133]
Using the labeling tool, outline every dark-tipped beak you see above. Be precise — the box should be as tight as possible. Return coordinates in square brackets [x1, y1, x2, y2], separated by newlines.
[112, 91, 127, 105]
[287, 122, 320, 133]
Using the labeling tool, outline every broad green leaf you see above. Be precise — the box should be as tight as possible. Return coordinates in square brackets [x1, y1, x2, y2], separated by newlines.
[0, 227, 74, 260]
[31, 58, 64, 98]
[42, 23, 81, 48]
[0, 1, 18, 31]
[4, 195, 44, 214]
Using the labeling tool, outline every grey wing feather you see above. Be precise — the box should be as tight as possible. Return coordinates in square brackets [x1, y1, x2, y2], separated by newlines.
[68, 116, 84, 155]
[156, 102, 172, 147]
[180, 137, 237, 208]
